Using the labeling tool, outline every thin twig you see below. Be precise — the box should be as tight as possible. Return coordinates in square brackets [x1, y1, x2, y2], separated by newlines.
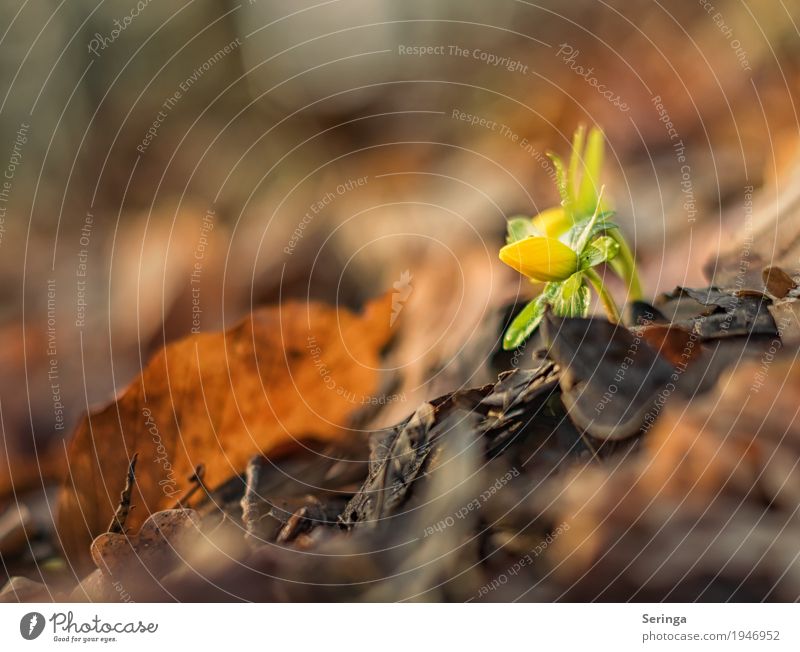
[107, 453, 138, 534]
[240, 456, 266, 534]
[171, 464, 206, 509]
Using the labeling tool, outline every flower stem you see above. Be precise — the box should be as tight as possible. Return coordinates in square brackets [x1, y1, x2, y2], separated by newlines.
[610, 231, 642, 300]
[584, 268, 621, 323]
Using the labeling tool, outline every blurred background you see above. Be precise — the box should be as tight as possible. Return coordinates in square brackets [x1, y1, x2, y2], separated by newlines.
[1, 0, 800, 540]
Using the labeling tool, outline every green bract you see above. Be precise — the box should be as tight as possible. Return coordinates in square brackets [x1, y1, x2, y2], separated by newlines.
[499, 125, 642, 350]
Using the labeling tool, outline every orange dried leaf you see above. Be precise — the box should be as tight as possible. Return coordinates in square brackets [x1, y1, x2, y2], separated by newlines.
[57, 296, 393, 565]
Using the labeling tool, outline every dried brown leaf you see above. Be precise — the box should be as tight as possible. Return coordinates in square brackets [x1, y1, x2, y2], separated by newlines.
[57, 295, 393, 565]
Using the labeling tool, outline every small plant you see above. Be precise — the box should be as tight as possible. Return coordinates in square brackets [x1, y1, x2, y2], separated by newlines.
[499, 125, 642, 350]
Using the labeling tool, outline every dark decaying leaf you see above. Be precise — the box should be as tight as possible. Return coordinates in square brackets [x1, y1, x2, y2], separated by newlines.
[340, 359, 589, 529]
[623, 300, 668, 327]
[675, 286, 742, 311]
[658, 287, 777, 339]
[541, 312, 676, 441]
[148, 413, 488, 602]
[634, 324, 703, 367]
[215, 444, 368, 544]
[339, 402, 439, 527]
[275, 496, 349, 544]
[360, 413, 484, 601]
[539, 356, 800, 601]
[478, 358, 566, 459]
[541, 303, 782, 443]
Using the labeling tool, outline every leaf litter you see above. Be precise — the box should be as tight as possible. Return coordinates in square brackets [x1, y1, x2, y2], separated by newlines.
[3, 263, 800, 601]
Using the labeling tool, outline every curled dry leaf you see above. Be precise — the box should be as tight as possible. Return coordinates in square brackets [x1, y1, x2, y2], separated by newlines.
[57, 295, 393, 565]
[541, 312, 675, 441]
[635, 324, 703, 367]
[91, 509, 201, 579]
[72, 509, 202, 602]
[762, 265, 797, 299]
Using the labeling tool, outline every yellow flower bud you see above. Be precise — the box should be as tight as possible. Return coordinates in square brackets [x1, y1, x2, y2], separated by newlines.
[531, 206, 573, 238]
[499, 237, 578, 282]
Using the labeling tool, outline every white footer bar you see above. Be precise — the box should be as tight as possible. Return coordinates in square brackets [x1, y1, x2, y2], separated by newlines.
[1, 603, 796, 650]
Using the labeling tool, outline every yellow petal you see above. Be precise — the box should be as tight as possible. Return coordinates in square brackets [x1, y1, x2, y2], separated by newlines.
[531, 206, 573, 237]
[499, 237, 578, 282]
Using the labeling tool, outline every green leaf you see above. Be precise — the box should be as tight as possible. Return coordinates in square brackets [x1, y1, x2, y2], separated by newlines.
[580, 235, 620, 269]
[551, 273, 590, 318]
[505, 216, 537, 244]
[607, 229, 642, 299]
[547, 153, 570, 210]
[503, 296, 546, 350]
[574, 190, 607, 253]
[576, 126, 605, 216]
[566, 212, 618, 249]
[567, 125, 586, 205]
